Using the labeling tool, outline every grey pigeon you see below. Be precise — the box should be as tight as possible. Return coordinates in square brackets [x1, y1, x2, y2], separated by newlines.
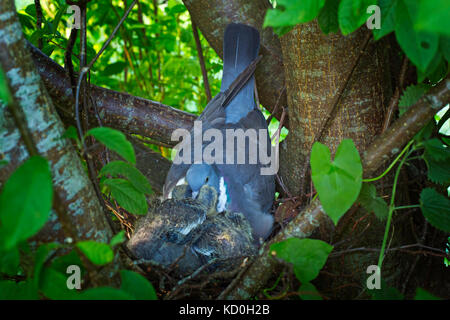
[163, 23, 276, 240]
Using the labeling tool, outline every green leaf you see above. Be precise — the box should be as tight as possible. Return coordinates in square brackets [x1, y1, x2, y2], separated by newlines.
[0, 280, 38, 300]
[395, 0, 438, 72]
[440, 36, 450, 61]
[103, 62, 127, 77]
[76, 241, 114, 266]
[415, 0, 450, 36]
[39, 267, 80, 300]
[338, 0, 376, 35]
[357, 183, 389, 220]
[369, 279, 403, 300]
[298, 282, 323, 300]
[420, 188, 450, 233]
[79, 287, 134, 300]
[373, 0, 398, 40]
[414, 287, 441, 300]
[423, 138, 450, 161]
[61, 125, 79, 141]
[0, 66, 12, 105]
[103, 178, 148, 215]
[424, 155, 450, 185]
[264, 0, 325, 28]
[270, 238, 333, 283]
[99, 161, 152, 194]
[398, 84, 430, 114]
[318, 0, 339, 34]
[0, 246, 20, 275]
[110, 231, 126, 247]
[311, 139, 363, 225]
[85, 127, 136, 164]
[34, 243, 60, 288]
[0, 156, 53, 250]
[120, 270, 157, 300]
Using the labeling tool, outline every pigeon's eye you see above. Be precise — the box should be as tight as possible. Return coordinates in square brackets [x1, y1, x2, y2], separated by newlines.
[205, 177, 209, 183]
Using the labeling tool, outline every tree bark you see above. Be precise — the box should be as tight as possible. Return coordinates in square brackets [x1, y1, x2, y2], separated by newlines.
[29, 43, 196, 148]
[0, 1, 112, 246]
[278, 23, 392, 198]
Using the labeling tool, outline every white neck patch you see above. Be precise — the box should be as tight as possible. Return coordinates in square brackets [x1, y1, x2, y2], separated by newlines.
[217, 177, 227, 212]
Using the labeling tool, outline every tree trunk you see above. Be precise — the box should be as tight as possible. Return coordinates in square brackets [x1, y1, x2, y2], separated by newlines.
[0, 1, 112, 247]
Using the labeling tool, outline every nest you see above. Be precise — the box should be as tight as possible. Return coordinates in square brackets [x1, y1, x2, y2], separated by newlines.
[126, 185, 258, 298]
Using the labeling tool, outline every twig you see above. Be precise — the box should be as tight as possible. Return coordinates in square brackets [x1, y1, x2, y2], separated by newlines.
[381, 57, 409, 133]
[34, 0, 43, 49]
[266, 86, 286, 124]
[191, 19, 211, 101]
[64, 28, 78, 96]
[165, 258, 217, 300]
[329, 242, 445, 257]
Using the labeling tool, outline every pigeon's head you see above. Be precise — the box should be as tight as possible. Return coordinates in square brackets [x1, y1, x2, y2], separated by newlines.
[186, 164, 220, 198]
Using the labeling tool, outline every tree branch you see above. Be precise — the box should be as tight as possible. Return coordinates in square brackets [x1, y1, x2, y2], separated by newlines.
[29, 43, 196, 147]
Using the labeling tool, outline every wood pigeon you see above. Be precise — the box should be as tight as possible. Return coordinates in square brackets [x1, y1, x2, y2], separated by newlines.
[163, 23, 275, 240]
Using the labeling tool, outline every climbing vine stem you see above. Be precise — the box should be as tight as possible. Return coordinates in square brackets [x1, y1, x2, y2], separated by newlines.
[363, 139, 414, 183]
[377, 140, 416, 271]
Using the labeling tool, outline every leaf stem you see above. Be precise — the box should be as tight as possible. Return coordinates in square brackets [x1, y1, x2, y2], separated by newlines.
[377, 142, 415, 271]
[394, 204, 420, 210]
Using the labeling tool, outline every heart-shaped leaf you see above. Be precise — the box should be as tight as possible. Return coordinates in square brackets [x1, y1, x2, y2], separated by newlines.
[270, 238, 333, 283]
[311, 139, 362, 225]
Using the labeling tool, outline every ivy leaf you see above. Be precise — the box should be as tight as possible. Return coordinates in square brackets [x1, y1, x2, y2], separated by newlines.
[415, 0, 450, 36]
[99, 161, 152, 194]
[76, 241, 114, 266]
[264, 0, 325, 28]
[338, 0, 376, 35]
[395, 0, 438, 72]
[0, 156, 53, 250]
[86, 127, 136, 164]
[373, 0, 398, 40]
[270, 238, 333, 283]
[298, 282, 323, 300]
[318, 0, 339, 34]
[311, 139, 363, 225]
[423, 138, 450, 161]
[414, 287, 441, 300]
[420, 188, 450, 233]
[120, 270, 157, 300]
[357, 183, 389, 221]
[398, 84, 430, 114]
[102, 178, 148, 215]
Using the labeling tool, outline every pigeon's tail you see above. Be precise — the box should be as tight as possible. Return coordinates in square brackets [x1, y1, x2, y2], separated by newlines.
[221, 23, 260, 123]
